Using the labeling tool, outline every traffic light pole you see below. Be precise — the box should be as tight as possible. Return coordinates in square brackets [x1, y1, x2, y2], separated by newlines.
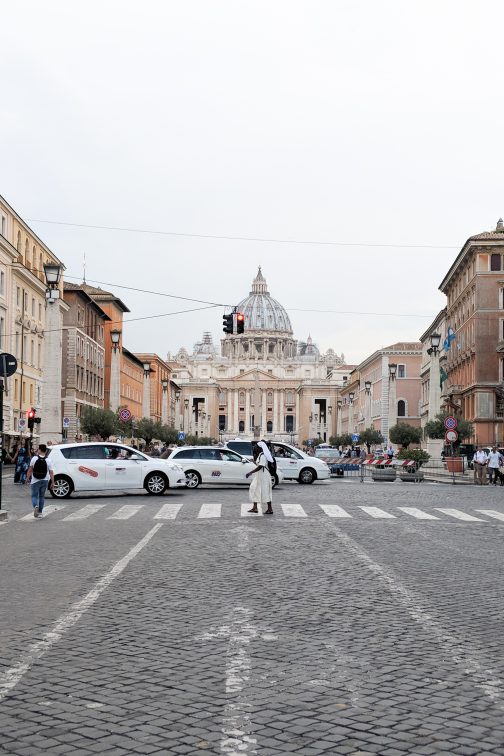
[0, 378, 4, 511]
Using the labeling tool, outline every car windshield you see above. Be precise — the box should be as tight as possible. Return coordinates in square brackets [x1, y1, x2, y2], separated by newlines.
[314, 448, 340, 459]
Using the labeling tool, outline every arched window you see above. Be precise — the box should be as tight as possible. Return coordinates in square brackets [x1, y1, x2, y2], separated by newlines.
[286, 391, 294, 405]
[39, 253, 43, 278]
[239, 391, 245, 404]
[239, 420, 245, 432]
[32, 246, 37, 271]
[267, 421, 273, 432]
[397, 400, 406, 417]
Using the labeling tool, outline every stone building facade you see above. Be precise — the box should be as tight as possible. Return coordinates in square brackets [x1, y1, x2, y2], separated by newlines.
[62, 284, 108, 441]
[167, 268, 352, 443]
[439, 219, 504, 444]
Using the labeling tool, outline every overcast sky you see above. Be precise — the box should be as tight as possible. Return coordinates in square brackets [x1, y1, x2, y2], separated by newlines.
[1, 1, 503, 364]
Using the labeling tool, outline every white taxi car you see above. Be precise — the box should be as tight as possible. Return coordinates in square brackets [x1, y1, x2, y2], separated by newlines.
[168, 446, 282, 489]
[225, 440, 331, 484]
[48, 442, 187, 498]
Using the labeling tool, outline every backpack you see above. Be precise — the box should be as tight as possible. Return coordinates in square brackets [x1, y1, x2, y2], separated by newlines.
[33, 456, 48, 479]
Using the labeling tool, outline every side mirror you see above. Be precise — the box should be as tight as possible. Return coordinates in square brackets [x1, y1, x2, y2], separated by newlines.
[242, 458, 248, 463]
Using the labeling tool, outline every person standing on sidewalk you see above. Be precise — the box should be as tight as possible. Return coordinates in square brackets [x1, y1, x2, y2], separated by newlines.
[246, 441, 273, 515]
[487, 447, 503, 485]
[473, 446, 489, 485]
[26, 444, 55, 518]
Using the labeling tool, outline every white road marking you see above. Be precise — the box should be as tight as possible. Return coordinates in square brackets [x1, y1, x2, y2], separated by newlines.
[62, 504, 106, 521]
[359, 506, 396, 519]
[434, 508, 483, 522]
[154, 502, 183, 520]
[19, 504, 66, 521]
[220, 607, 258, 755]
[198, 503, 222, 518]
[280, 503, 307, 518]
[319, 504, 352, 518]
[397, 507, 439, 520]
[475, 510, 504, 522]
[0, 523, 163, 703]
[107, 505, 144, 520]
[241, 503, 263, 517]
[328, 525, 504, 704]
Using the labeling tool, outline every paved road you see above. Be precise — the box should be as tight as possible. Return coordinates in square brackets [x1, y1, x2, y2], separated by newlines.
[1, 476, 504, 755]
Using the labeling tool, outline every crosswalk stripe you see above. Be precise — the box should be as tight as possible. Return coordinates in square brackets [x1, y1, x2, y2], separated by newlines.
[198, 503, 222, 519]
[318, 504, 351, 518]
[434, 508, 483, 522]
[62, 504, 106, 521]
[359, 506, 396, 519]
[397, 507, 439, 520]
[19, 504, 66, 521]
[107, 505, 144, 520]
[154, 502, 183, 520]
[280, 503, 307, 518]
[475, 509, 504, 522]
[241, 503, 263, 517]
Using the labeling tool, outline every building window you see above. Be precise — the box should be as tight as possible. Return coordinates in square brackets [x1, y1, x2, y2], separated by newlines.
[267, 420, 273, 432]
[16, 287, 20, 307]
[491, 253, 501, 272]
[239, 420, 245, 432]
[31, 298, 35, 316]
[0, 271, 4, 296]
[285, 415, 294, 432]
[0, 215, 6, 237]
[397, 400, 406, 417]
[397, 364, 406, 378]
[219, 415, 226, 430]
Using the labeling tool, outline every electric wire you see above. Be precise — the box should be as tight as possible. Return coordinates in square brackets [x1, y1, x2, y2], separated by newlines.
[27, 218, 459, 250]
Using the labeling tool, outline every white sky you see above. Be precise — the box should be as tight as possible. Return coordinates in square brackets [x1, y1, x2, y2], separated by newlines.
[1, 1, 503, 364]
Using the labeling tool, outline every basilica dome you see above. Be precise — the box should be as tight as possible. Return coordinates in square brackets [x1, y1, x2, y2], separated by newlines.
[237, 267, 293, 334]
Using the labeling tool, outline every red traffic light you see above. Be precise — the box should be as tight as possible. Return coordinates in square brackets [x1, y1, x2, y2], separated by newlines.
[236, 312, 245, 334]
[27, 409, 35, 419]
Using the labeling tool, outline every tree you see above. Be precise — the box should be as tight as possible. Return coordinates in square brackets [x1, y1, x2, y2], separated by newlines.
[389, 423, 422, 449]
[359, 427, 384, 452]
[329, 433, 353, 448]
[135, 418, 164, 446]
[424, 412, 474, 443]
[396, 448, 430, 467]
[302, 437, 324, 448]
[80, 407, 118, 440]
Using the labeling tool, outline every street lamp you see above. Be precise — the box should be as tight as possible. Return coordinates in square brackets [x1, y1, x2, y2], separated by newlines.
[43, 262, 62, 303]
[428, 332, 441, 356]
[349, 391, 355, 403]
[336, 399, 342, 438]
[364, 380, 372, 393]
[143, 361, 151, 377]
[364, 380, 372, 427]
[388, 363, 398, 442]
[110, 329, 121, 351]
[175, 390, 181, 401]
[161, 378, 169, 391]
[388, 363, 397, 380]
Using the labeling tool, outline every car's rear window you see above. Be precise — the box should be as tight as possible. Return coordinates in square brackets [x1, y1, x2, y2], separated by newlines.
[227, 442, 253, 456]
[172, 449, 198, 459]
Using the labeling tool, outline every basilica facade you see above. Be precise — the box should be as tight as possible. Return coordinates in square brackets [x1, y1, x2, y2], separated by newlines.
[167, 268, 352, 443]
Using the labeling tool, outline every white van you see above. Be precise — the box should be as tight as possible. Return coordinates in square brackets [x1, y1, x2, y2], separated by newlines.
[225, 440, 330, 484]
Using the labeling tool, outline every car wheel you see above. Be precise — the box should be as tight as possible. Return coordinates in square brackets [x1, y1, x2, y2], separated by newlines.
[298, 467, 316, 484]
[185, 470, 201, 489]
[271, 474, 279, 488]
[50, 475, 74, 498]
[144, 472, 168, 495]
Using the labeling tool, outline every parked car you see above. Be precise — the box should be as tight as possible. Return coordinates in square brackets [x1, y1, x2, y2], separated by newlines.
[168, 446, 282, 488]
[226, 440, 331, 484]
[48, 442, 187, 498]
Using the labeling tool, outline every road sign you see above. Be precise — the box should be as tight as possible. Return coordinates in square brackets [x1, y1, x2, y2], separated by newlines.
[63, 417, 70, 429]
[178, 431, 185, 441]
[444, 415, 458, 431]
[119, 408, 132, 422]
[18, 418, 26, 430]
[0, 353, 17, 378]
[445, 429, 458, 443]
[351, 433, 360, 443]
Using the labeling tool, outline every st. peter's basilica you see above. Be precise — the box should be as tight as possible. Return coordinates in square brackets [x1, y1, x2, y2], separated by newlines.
[167, 268, 352, 443]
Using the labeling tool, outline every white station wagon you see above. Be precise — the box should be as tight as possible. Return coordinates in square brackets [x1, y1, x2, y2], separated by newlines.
[48, 442, 187, 498]
[168, 446, 282, 489]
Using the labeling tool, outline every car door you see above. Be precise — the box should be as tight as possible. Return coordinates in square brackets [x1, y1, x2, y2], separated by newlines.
[104, 446, 144, 490]
[197, 449, 227, 483]
[272, 443, 301, 478]
[220, 449, 251, 482]
[67, 445, 108, 491]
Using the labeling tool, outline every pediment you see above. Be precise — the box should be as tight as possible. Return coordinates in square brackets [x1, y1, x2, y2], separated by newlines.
[233, 368, 281, 381]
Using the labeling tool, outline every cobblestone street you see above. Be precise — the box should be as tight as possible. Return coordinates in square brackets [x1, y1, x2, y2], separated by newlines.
[2, 477, 504, 755]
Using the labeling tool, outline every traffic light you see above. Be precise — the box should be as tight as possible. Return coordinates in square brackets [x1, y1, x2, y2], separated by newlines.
[27, 408, 36, 432]
[236, 312, 245, 334]
[222, 313, 234, 334]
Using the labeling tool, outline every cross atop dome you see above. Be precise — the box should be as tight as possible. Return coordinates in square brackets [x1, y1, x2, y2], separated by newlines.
[251, 266, 269, 294]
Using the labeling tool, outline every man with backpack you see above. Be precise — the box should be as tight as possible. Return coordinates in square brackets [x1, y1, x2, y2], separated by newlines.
[26, 444, 55, 518]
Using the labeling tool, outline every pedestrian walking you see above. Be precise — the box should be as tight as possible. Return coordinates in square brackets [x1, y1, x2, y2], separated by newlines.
[246, 441, 273, 515]
[473, 446, 489, 485]
[26, 444, 55, 518]
[13, 440, 31, 484]
[487, 447, 503, 485]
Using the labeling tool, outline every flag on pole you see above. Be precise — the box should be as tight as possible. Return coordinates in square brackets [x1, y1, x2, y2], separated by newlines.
[443, 326, 456, 352]
[440, 366, 448, 388]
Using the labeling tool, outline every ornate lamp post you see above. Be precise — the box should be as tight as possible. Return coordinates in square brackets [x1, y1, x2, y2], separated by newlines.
[174, 389, 181, 427]
[349, 391, 355, 436]
[183, 398, 189, 432]
[336, 399, 342, 437]
[364, 380, 372, 427]
[427, 332, 443, 458]
[109, 329, 122, 412]
[161, 378, 169, 425]
[40, 262, 63, 443]
[388, 363, 398, 444]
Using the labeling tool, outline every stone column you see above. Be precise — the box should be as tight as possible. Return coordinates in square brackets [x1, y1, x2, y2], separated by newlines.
[110, 347, 121, 412]
[245, 389, 251, 435]
[261, 389, 267, 436]
[227, 390, 233, 434]
[142, 371, 151, 419]
[279, 390, 285, 435]
[39, 298, 64, 444]
[161, 388, 169, 425]
[388, 376, 397, 442]
[234, 389, 239, 435]
[427, 352, 443, 458]
[295, 392, 300, 439]
[273, 390, 279, 434]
